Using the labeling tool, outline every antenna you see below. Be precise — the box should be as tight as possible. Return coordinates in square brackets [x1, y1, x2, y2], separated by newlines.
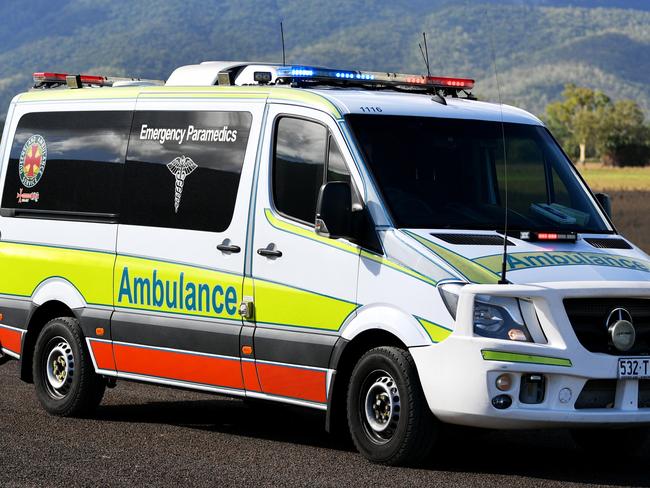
[418, 43, 428, 74]
[418, 32, 431, 77]
[423, 32, 431, 77]
[487, 11, 509, 285]
[280, 21, 286, 66]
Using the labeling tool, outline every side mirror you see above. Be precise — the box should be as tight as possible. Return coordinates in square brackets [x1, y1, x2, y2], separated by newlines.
[595, 192, 612, 219]
[315, 181, 353, 239]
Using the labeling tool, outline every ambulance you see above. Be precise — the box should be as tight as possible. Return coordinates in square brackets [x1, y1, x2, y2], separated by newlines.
[0, 62, 648, 465]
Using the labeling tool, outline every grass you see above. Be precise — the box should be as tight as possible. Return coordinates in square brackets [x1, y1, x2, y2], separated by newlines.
[567, 164, 650, 252]
[576, 163, 650, 192]
[605, 190, 650, 252]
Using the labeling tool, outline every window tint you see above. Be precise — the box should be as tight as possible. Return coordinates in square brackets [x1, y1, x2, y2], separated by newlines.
[1, 111, 131, 215]
[346, 114, 609, 233]
[327, 136, 351, 184]
[121, 111, 252, 232]
[273, 117, 327, 223]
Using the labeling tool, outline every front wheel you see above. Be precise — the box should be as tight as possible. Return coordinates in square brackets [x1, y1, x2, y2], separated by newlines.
[33, 317, 106, 416]
[347, 346, 437, 465]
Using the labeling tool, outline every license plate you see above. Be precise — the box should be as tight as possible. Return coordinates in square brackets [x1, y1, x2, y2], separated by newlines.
[618, 358, 650, 379]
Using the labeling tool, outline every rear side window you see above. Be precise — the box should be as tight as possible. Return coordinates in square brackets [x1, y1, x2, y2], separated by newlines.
[273, 117, 351, 224]
[121, 111, 252, 232]
[1, 111, 131, 215]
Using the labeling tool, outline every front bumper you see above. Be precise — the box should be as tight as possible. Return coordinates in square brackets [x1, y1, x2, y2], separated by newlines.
[411, 281, 650, 429]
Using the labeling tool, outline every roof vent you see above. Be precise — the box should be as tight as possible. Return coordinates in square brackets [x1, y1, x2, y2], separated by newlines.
[431, 233, 514, 246]
[584, 238, 632, 250]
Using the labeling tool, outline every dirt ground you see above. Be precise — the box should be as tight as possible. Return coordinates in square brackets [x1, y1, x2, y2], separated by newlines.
[607, 190, 650, 252]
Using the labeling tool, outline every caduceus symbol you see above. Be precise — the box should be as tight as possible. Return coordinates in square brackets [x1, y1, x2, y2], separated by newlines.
[166, 155, 198, 213]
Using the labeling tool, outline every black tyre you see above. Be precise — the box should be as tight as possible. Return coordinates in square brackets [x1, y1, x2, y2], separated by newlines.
[33, 317, 105, 416]
[571, 427, 648, 456]
[347, 346, 437, 465]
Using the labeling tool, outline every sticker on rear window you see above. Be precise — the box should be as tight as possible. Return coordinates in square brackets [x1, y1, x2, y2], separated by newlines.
[19, 134, 47, 188]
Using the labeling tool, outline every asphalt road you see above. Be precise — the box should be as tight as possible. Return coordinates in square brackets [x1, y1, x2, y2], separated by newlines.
[1, 362, 649, 488]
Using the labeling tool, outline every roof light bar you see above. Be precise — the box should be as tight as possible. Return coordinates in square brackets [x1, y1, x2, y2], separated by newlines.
[33, 72, 112, 87]
[519, 231, 578, 243]
[276, 65, 474, 91]
[32, 72, 164, 89]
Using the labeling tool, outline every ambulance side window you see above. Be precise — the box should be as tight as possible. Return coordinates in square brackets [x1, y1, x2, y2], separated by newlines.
[121, 111, 252, 232]
[273, 117, 327, 224]
[327, 136, 351, 184]
[273, 118, 352, 224]
[0, 111, 131, 215]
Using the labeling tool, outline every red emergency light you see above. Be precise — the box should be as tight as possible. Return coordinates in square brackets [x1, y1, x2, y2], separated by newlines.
[520, 231, 578, 243]
[33, 72, 111, 87]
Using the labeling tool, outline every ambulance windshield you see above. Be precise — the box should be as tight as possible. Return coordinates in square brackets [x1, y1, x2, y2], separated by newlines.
[346, 114, 610, 233]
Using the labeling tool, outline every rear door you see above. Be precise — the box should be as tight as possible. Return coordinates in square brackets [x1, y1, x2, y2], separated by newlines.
[112, 97, 263, 394]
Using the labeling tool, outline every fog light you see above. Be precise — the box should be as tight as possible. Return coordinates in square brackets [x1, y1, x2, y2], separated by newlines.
[495, 374, 513, 391]
[492, 394, 512, 410]
[559, 387, 572, 404]
[519, 374, 545, 404]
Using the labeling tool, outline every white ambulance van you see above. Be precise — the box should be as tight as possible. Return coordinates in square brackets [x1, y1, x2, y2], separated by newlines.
[1, 63, 649, 465]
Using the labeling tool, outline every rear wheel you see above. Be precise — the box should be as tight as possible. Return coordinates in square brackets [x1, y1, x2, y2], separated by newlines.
[347, 346, 437, 465]
[571, 427, 648, 456]
[33, 317, 105, 416]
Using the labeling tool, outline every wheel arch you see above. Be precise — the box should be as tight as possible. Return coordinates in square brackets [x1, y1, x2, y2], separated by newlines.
[326, 326, 411, 434]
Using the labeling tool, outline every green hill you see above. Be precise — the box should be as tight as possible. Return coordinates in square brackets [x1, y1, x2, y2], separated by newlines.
[0, 0, 648, 121]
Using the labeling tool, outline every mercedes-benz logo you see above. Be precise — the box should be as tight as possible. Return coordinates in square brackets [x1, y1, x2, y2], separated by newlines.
[606, 308, 636, 352]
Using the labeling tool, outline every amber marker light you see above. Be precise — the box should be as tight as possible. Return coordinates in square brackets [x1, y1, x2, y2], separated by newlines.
[496, 374, 512, 391]
[242, 345, 253, 355]
[95, 327, 105, 336]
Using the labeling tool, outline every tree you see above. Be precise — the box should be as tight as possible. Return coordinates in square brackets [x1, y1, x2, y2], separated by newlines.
[544, 84, 611, 164]
[599, 100, 650, 166]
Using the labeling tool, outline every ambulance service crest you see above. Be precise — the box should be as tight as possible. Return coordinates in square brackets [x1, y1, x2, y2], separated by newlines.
[19, 135, 48, 188]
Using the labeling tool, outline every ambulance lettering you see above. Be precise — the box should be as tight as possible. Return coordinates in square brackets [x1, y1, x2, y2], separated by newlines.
[117, 267, 238, 316]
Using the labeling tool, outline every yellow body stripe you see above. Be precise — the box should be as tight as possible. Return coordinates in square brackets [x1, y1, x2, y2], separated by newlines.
[0, 242, 114, 305]
[253, 279, 358, 331]
[265, 209, 359, 254]
[416, 317, 453, 343]
[404, 231, 499, 284]
[481, 350, 572, 367]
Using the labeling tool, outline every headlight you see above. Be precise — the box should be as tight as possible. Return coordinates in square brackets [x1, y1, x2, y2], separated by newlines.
[438, 284, 531, 342]
[473, 295, 531, 342]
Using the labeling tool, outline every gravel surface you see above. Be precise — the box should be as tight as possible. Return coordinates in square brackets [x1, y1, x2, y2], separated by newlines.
[1, 361, 648, 487]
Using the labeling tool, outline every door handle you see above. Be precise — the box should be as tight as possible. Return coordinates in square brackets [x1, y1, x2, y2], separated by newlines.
[217, 240, 241, 253]
[257, 244, 282, 258]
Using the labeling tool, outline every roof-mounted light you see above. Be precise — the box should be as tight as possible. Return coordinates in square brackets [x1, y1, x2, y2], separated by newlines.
[32, 72, 164, 89]
[276, 65, 474, 91]
[519, 231, 578, 243]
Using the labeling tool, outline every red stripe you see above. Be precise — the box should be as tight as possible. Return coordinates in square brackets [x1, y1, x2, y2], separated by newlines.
[113, 343, 244, 390]
[89, 340, 116, 371]
[0, 326, 22, 355]
[256, 363, 327, 404]
[241, 361, 262, 392]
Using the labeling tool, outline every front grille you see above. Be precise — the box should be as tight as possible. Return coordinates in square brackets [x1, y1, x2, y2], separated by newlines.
[563, 298, 650, 355]
[575, 379, 616, 409]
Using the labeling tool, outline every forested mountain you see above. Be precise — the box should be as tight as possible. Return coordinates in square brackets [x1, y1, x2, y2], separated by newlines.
[0, 0, 648, 120]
